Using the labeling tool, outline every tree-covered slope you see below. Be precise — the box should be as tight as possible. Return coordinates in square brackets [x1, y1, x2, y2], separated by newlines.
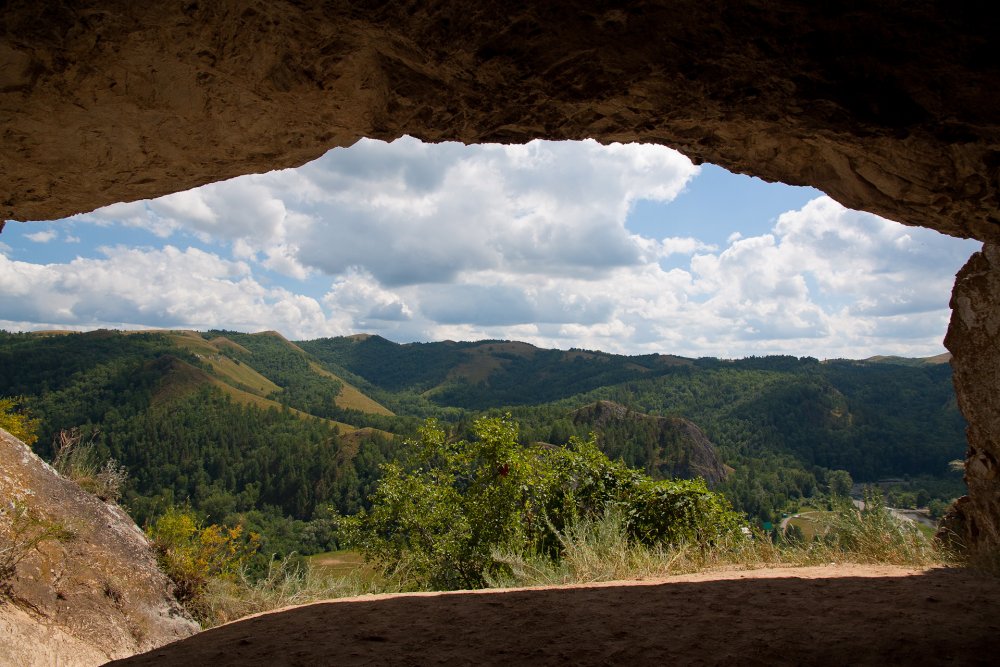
[1, 329, 967, 539]
[563, 400, 731, 486]
[298, 335, 690, 408]
[0, 330, 401, 557]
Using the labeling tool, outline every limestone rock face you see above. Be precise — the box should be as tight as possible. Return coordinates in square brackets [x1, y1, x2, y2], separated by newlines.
[0, 428, 198, 666]
[944, 245, 1000, 552]
[2, 1, 999, 242]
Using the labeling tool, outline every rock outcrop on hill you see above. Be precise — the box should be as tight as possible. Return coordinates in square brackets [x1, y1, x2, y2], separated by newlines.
[571, 401, 729, 486]
[0, 428, 198, 667]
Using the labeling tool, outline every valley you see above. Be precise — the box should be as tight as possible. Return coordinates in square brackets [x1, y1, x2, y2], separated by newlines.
[0, 328, 966, 566]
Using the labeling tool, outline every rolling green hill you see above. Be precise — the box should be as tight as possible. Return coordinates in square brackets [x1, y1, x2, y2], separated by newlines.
[298, 335, 691, 408]
[0, 329, 967, 555]
[0, 329, 399, 558]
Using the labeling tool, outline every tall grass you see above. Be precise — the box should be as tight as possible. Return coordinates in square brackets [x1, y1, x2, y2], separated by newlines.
[51, 428, 128, 502]
[486, 495, 948, 589]
[827, 491, 941, 566]
[184, 492, 951, 627]
[197, 556, 403, 627]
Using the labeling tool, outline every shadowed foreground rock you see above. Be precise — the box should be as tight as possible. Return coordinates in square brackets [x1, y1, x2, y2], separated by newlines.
[111, 566, 998, 666]
[0, 429, 198, 666]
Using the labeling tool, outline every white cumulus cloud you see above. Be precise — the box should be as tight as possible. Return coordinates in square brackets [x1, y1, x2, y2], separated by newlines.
[24, 230, 57, 243]
[5, 138, 982, 359]
[0, 246, 344, 339]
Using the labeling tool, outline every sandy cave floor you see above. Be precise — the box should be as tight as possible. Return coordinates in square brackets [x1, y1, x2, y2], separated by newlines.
[110, 565, 1000, 666]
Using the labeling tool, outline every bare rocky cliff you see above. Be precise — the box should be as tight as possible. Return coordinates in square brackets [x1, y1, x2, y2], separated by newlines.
[571, 400, 729, 486]
[0, 428, 198, 667]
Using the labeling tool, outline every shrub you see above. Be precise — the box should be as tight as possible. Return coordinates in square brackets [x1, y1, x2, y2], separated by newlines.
[342, 417, 525, 590]
[0, 501, 72, 599]
[51, 428, 128, 502]
[344, 416, 746, 590]
[146, 506, 260, 621]
[0, 396, 40, 445]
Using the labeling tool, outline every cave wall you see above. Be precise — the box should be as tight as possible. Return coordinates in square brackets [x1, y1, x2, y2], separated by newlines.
[3, 1, 1000, 550]
[3, 1, 1000, 239]
[944, 245, 1000, 552]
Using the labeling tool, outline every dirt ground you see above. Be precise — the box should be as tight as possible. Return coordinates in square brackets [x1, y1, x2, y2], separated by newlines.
[110, 564, 1000, 666]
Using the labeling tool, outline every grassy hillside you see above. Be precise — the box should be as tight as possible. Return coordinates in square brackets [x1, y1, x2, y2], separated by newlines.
[0, 329, 401, 560]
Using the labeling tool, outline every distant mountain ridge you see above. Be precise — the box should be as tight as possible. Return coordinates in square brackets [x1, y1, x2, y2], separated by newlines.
[298, 335, 694, 409]
[0, 328, 966, 540]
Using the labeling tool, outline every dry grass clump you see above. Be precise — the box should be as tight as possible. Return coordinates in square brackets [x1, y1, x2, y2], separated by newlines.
[51, 428, 128, 502]
[198, 556, 402, 627]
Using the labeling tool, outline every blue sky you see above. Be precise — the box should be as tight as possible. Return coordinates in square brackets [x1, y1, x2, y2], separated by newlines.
[0, 138, 981, 358]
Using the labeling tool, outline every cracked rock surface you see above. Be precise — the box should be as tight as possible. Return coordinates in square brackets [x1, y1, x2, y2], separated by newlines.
[2, 1, 999, 241]
[0, 429, 198, 667]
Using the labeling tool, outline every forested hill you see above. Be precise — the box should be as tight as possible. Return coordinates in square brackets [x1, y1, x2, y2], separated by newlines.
[0, 329, 967, 548]
[0, 329, 401, 558]
[563, 400, 731, 486]
[297, 335, 692, 409]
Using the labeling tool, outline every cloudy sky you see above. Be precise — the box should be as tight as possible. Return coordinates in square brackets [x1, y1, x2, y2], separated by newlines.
[0, 138, 981, 359]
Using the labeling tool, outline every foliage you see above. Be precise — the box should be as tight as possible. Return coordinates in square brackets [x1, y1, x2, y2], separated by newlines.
[828, 488, 939, 565]
[344, 416, 745, 590]
[0, 396, 40, 445]
[202, 330, 347, 420]
[146, 506, 260, 619]
[0, 330, 966, 570]
[510, 358, 965, 523]
[827, 469, 853, 498]
[341, 417, 524, 589]
[490, 493, 948, 589]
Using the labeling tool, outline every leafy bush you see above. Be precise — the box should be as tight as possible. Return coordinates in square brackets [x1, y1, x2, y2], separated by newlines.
[146, 506, 260, 620]
[344, 416, 746, 590]
[0, 396, 39, 445]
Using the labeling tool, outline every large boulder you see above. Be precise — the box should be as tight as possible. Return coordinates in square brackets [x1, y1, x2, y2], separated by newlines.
[0, 428, 198, 666]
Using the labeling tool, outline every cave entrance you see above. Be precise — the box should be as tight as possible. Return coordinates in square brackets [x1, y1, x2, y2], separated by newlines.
[0, 136, 978, 540]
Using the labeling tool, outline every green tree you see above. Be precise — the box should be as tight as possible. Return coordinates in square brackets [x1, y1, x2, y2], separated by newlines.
[343, 417, 525, 589]
[344, 416, 745, 590]
[147, 506, 260, 617]
[828, 469, 853, 498]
